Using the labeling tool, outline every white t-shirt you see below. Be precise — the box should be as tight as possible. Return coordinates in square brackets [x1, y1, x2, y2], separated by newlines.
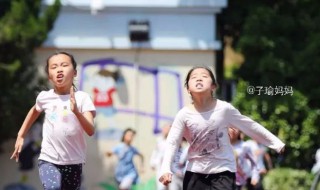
[150, 136, 167, 171]
[161, 99, 285, 175]
[35, 89, 96, 165]
[245, 139, 268, 171]
[233, 141, 259, 186]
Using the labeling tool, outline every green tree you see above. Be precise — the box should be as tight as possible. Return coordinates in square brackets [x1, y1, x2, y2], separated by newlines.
[0, 0, 61, 148]
[220, 0, 320, 168]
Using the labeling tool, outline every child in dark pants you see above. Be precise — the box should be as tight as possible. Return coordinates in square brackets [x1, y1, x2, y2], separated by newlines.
[11, 51, 96, 190]
[159, 66, 285, 190]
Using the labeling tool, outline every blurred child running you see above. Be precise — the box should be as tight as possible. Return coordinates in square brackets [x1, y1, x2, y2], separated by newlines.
[229, 128, 259, 190]
[106, 128, 144, 190]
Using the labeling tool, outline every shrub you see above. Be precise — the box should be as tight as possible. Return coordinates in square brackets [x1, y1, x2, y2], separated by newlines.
[263, 168, 316, 190]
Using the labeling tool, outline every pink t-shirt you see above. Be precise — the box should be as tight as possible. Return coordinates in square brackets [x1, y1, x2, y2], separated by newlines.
[36, 89, 96, 165]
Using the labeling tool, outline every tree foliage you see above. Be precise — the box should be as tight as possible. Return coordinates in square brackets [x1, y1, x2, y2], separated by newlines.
[0, 0, 61, 147]
[220, 0, 320, 168]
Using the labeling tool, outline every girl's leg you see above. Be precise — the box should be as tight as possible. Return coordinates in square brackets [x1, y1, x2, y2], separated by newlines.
[119, 176, 134, 190]
[38, 160, 62, 190]
[60, 163, 82, 190]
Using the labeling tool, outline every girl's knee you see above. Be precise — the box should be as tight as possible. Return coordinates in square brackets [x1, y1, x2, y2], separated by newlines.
[43, 183, 61, 190]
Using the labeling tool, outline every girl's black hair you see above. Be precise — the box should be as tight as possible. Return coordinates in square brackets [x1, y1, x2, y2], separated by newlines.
[45, 51, 77, 74]
[184, 66, 218, 89]
[121, 128, 136, 142]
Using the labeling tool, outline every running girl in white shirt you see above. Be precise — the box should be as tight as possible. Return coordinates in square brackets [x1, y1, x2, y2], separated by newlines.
[229, 128, 259, 190]
[159, 66, 285, 190]
[10, 51, 96, 190]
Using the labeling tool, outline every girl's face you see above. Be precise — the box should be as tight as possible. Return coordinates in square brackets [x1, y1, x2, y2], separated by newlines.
[187, 68, 215, 94]
[123, 131, 135, 144]
[47, 54, 77, 89]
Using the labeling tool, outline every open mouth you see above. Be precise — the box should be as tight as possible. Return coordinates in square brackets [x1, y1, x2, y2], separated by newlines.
[196, 83, 203, 88]
[57, 74, 64, 82]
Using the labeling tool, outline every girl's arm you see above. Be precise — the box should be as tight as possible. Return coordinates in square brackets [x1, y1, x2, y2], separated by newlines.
[138, 152, 145, 173]
[228, 104, 285, 153]
[105, 151, 113, 157]
[70, 87, 95, 136]
[264, 151, 273, 170]
[74, 111, 95, 136]
[159, 111, 185, 185]
[10, 105, 41, 162]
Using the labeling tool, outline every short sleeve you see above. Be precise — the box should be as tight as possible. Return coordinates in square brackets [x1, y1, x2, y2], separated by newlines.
[35, 91, 45, 112]
[132, 147, 139, 155]
[113, 145, 120, 155]
[78, 92, 96, 114]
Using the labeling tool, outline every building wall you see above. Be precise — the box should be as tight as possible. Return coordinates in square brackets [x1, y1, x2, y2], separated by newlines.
[42, 0, 227, 50]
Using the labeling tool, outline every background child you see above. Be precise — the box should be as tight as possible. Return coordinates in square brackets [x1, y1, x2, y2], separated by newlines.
[106, 128, 144, 190]
[18, 117, 43, 184]
[311, 148, 320, 190]
[150, 124, 171, 190]
[245, 139, 273, 190]
[168, 138, 189, 190]
[151, 124, 188, 190]
[159, 66, 285, 190]
[229, 128, 259, 190]
[10, 51, 96, 190]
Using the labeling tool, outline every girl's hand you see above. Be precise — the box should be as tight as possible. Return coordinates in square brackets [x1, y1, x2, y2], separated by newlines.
[10, 136, 24, 162]
[105, 151, 113, 157]
[228, 127, 240, 140]
[70, 87, 79, 114]
[159, 173, 172, 186]
[251, 178, 258, 186]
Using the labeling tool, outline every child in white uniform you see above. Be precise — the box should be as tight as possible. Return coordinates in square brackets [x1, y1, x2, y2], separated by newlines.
[229, 128, 259, 190]
[150, 124, 171, 190]
[11, 51, 96, 190]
